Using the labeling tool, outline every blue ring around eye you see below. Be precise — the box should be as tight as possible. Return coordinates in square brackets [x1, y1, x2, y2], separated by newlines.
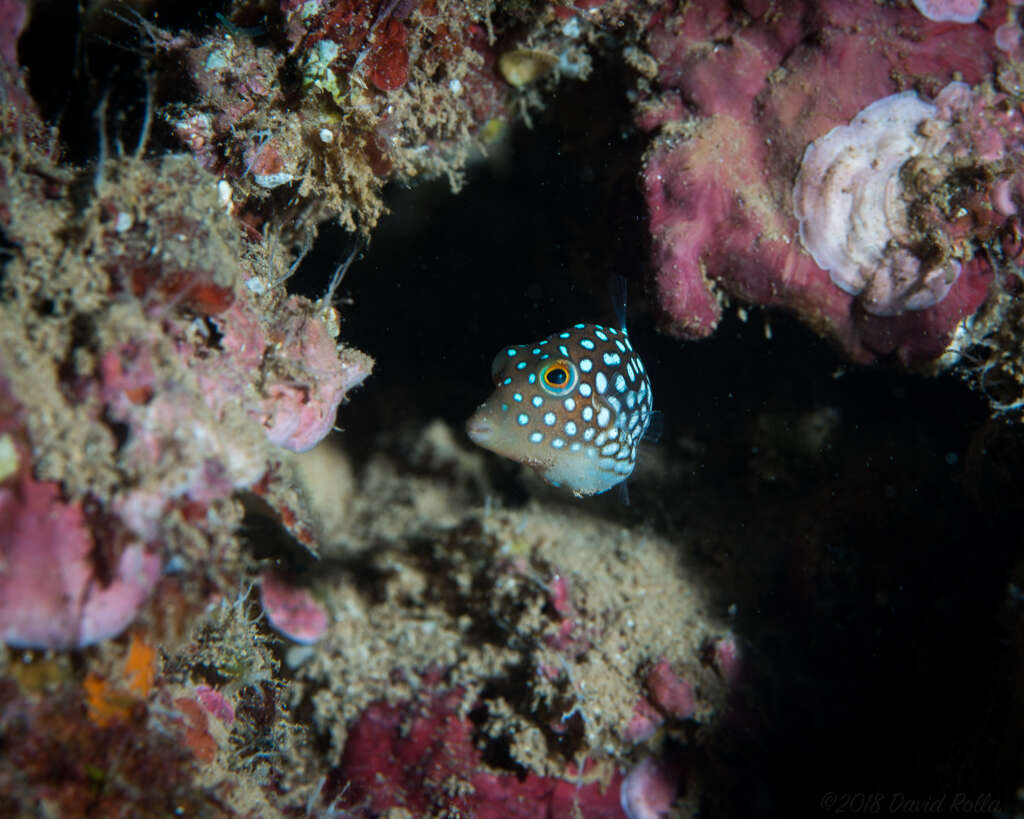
[539, 360, 578, 396]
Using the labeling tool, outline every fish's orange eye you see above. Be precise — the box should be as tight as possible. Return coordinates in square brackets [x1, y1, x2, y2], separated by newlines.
[546, 366, 568, 386]
[540, 360, 577, 396]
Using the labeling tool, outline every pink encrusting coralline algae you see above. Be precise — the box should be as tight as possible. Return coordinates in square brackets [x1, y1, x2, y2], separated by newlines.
[640, 0, 1023, 365]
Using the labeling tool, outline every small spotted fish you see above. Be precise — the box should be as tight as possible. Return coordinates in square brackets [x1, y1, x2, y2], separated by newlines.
[467, 278, 656, 497]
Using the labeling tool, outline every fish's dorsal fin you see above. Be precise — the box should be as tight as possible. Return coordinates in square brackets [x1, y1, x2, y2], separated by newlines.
[609, 275, 629, 332]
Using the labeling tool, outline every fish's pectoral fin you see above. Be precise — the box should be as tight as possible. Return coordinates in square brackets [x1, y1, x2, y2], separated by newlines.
[616, 480, 631, 506]
[642, 410, 664, 444]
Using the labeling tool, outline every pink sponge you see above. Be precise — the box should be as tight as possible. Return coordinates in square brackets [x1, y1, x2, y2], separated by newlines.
[206, 295, 372, 453]
[260, 569, 328, 644]
[641, 0, 1008, 365]
[0, 453, 160, 649]
[646, 658, 695, 720]
[0, 374, 160, 650]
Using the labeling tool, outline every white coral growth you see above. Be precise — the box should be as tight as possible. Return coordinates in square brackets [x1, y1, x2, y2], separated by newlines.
[793, 88, 965, 316]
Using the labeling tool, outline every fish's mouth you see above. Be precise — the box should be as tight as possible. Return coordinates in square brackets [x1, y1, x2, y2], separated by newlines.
[466, 412, 493, 444]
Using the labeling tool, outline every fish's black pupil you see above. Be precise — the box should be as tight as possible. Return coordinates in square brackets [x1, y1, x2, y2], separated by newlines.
[548, 367, 567, 385]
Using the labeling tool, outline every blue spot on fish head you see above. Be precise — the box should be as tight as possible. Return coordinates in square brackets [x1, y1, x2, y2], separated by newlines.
[490, 344, 529, 385]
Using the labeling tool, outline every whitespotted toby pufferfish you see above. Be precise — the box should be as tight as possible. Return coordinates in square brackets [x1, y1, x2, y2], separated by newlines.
[467, 279, 656, 497]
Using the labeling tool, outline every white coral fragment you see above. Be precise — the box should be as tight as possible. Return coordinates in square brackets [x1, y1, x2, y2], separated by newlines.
[911, 0, 984, 24]
[793, 89, 963, 316]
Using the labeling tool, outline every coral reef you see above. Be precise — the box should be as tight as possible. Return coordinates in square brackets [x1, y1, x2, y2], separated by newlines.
[2, 0, 1023, 815]
[638, 0, 1023, 366]
[0, 0, 370, 651]
[288, 424, 731, 817]
[0, 2, 718, 813]
[0, 408, 738, 815]
[153, 0, 627, 236]
[0, 130, 372, 601]
[324, 686, 626, 816]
